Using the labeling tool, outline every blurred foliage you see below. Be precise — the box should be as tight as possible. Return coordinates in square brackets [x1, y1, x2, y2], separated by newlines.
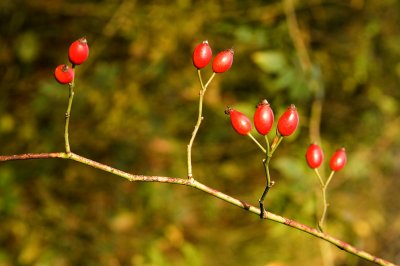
[0, 0, 400, 265]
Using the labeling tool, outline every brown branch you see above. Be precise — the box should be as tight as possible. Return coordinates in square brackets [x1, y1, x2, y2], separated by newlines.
[0, 152, 68, 161]
[0, 152, 397, 266]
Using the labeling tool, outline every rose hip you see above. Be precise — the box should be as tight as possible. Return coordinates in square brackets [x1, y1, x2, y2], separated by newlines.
[212, 49, 234, 73]
[69, 37, 89, 65]
[277, 104, 299, 137]
[254, 99, 274, 135]
[306, 143, 324, 169]
[193, 40, 212, 69]
[54, 64, 74, 84]
[330, 148, 347, 172]
[225, 107, 252, 136]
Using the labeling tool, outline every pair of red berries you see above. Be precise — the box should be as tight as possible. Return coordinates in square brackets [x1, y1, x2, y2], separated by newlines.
[225, 100, 299, 137]
[192, 40, 234, 73]
[306, 144, 347, 172]
[54, 37, 90, 84]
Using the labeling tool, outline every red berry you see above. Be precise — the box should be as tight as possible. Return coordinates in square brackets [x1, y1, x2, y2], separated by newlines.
[193, 40, 212, 69]
[330, 148, 347, 172]
[277, 104, 299, 136]
[225, 107, 252, 136]
[254, 99, 274, 135]
[212, 49, 234, 73]
[306, 143, 324, 169]
[69, 37, 89, 65]
[54, 64, 74, 84]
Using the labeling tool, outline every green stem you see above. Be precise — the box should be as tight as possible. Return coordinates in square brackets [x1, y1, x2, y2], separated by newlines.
[259, 158, 272, 218]
[64, 66, 76, 153]
[317, 170, 335, 232]
[203, 71, 215, 88]
[197, 68, 205, 89]
[270, 135, 284, 154]
[264, 136, 272, 187]
[259, 135, 278, 218]
[187, 71, 216, 179]
[314, 168, 324, 187]
[325, 170, 335, 188]
[259, 134, 287, 218]
[247, 133, 266, 154]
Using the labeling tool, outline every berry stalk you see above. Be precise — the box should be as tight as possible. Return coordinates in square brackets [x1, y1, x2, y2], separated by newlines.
[64, 66, 76, 153]
[314, 148, 346, 231]
[259, 140, 271, 218]
[246, 133, 266, 154]
[259, 134, 287, 218]
[259, 135, 279, 218]
[187, 70, 216, 179]
[317, 170, 335, 232]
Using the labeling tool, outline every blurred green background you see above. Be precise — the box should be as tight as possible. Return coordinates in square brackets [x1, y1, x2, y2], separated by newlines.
[0, 0, 399, 265]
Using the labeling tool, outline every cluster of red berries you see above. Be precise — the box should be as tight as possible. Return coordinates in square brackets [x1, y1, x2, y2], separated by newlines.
[225, 99, 299, 137]
[192, 40, 234, 73]
[54, 37, 90, 84]
[306, 143, 347, 172]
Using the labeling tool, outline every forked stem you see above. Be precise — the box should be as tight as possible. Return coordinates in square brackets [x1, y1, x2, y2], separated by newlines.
[259, 135, 284, 218]
[317, 170, 335, 232]
[187, 71, 216, 179]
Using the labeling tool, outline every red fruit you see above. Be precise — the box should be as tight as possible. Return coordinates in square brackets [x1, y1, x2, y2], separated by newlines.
[212, 49, 234, 73]
[225, 107, 252, 136]
[54, 64, 74, 84]
[330, 148, 347, 172]
[254, 99, 274, 135]
[306, 143, 324, 169]
[69, 37, 89, 65]
[193, 40, 212, 69]
[277, 104, 299, 136]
